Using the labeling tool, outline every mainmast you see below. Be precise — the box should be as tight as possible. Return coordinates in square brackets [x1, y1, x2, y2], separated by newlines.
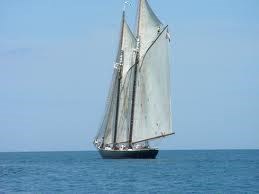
[128, 0, 141, 147]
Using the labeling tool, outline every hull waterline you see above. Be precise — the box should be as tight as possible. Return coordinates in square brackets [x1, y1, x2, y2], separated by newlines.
[98, 148, 159, 159]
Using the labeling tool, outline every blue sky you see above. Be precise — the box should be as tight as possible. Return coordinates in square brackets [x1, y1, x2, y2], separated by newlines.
[0, 0, 258, 151]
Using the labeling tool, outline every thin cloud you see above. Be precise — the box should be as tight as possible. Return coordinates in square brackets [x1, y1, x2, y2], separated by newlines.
[0, 47, 32, 57]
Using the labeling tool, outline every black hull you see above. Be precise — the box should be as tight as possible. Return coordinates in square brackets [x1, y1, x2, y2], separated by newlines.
[98, 148, 159, 159]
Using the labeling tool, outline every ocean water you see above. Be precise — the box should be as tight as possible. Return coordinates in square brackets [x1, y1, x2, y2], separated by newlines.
[0, 150, 258, 193]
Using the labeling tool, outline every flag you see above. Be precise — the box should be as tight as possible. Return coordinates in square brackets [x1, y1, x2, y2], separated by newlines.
[124, 1, 131, 6]
[166, 30, 171, 42]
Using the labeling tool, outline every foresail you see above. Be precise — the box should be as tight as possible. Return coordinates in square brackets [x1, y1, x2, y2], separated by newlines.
[116, 69, 134, 143]
[132, 27, 173, 143]
[116, 20, 137, 143]
[138, 0, 163, 57]
[96, 13, 136, 145]
[98, 70, 120, 145]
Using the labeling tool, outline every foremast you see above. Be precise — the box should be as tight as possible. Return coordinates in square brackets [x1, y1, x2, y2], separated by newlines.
[96, 9, 137, 148]
[112, 11, 125, 147]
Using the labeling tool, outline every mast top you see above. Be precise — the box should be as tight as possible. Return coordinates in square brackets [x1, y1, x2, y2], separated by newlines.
[123, 1, 131, 12]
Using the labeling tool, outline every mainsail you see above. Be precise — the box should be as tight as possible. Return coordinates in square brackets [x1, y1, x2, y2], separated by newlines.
[133, 26, 173, 143]
[95, 0, 173, 148]
[132, 0, 173, 143]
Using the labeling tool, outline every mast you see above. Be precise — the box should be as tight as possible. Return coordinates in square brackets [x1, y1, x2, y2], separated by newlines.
[128, 52, 138, 147]
[113, 11, 125, 147]
[128, 0, 141, 147]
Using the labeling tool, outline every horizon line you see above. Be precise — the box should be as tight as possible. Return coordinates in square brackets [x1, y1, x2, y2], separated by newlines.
[0, 148, 259, 153]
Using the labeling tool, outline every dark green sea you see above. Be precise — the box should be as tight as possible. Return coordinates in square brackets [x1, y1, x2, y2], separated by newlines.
[0, 150, 258, 193]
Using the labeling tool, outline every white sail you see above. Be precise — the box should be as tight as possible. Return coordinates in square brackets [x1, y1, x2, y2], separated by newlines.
[97, 12, 136, 145]
[95, 1, 174, 148]
[137, 0, 163, 57]
[132, 27, 173, 143]
[120, 20, 137, 79]
[116, 20, 137, 143]
[102, 71, 120, 145]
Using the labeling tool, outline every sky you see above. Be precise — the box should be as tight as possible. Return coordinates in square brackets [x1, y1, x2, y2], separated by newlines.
[0, 0, 259, 152]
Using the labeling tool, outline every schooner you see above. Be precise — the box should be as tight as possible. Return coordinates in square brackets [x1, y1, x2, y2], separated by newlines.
[93, 0, 174, 159]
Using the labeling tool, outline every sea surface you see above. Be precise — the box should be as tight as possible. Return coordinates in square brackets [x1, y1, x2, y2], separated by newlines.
[0, 150, 258, 193]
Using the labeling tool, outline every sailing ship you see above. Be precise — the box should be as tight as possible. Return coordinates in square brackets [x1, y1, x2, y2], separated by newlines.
[93, 0, 174, 159]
